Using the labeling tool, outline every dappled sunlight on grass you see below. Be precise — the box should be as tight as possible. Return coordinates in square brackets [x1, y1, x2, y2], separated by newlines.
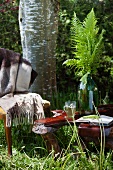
[0, 120, 113, 169]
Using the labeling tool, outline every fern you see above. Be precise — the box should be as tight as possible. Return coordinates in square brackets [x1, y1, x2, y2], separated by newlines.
[63, 8, 104, 77]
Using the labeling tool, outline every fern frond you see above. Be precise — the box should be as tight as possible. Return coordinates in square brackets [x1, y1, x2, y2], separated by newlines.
[65, 8, 104, 76]
[63, 59, 77, 68]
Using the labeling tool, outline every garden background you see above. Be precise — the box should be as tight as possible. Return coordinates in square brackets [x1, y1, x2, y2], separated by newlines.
[0, 0, 113, 169]
[1, 0, 113, 100]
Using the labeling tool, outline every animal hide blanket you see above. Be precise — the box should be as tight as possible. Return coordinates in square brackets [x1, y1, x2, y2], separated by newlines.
[0, 48, 45, 127]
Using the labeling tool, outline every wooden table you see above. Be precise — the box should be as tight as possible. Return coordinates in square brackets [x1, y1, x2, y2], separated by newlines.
[34, 106, 113, 151]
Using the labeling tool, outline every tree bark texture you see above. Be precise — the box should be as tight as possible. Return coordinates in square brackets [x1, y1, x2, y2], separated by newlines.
[19, 0, 59, 100]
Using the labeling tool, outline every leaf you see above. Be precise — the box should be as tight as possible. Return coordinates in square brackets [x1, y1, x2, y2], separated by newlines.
[80, 72, 90, 85]
[64, 8, 104, 77]
[63, 59, 77, 67]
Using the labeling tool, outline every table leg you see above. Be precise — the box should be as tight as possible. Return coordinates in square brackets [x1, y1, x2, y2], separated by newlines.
[4, 118, 12, 156]
[42, 133, 61, 155]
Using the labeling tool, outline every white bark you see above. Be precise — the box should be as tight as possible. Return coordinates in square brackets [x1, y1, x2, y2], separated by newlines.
[19, 0, 58, 99]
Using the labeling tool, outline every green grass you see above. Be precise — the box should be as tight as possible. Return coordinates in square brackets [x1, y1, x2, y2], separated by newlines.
[0, 92, 113, 169]
[0, 121, 113, 170]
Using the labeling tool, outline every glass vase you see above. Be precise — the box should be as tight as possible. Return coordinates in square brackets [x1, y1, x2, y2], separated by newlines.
[78, 73, 98, 113]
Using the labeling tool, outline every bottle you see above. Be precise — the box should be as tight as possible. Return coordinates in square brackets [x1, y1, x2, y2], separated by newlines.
[103, 92, 109, 104]
[78, 73, 98, 113]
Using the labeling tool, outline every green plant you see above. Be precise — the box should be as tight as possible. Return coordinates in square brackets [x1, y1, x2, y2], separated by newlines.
[0, 0, 22, 53]
[63, 8, 104, 77]
[0, 111, 113, 169]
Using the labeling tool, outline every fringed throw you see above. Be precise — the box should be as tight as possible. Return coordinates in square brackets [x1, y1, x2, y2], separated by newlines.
[0, 48, 46, 127]
[6, 93, 45, 127]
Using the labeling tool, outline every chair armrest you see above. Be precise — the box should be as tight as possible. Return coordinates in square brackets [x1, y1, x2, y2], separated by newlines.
[42, 100, 50, 109]
[42, 100, 52, 117]
[0, 107, 6, 120]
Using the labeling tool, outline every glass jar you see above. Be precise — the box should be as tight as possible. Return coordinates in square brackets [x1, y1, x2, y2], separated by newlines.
[78, 73, 98, 113]
[103, 91, 109, 104]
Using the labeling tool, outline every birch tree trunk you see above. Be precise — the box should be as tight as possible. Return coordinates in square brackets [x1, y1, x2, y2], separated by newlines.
[19, 0, 59, 100]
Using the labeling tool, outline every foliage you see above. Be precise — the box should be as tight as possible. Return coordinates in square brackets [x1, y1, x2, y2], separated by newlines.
[56, 0, 79, 90]
[57, 0, 113, 99]
[0, 113, 113, 169]
[0, 92, 113, 169]
[0, 0, 21, 53]
[63, 9, 104, 77]
[1, 0, 113, 98]
[51, 89, 77, 110]
[0, 1, 113, 168]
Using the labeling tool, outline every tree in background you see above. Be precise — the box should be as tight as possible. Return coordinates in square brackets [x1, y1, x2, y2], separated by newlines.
[19, 0, 60, 100]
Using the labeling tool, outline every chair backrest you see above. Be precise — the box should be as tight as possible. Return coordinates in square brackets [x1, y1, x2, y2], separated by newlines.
[0, 48, 37, 97]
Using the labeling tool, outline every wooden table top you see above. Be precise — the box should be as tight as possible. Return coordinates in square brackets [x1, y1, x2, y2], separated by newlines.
[34, 104, 113, 128]
[34, 110, 80, 127]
